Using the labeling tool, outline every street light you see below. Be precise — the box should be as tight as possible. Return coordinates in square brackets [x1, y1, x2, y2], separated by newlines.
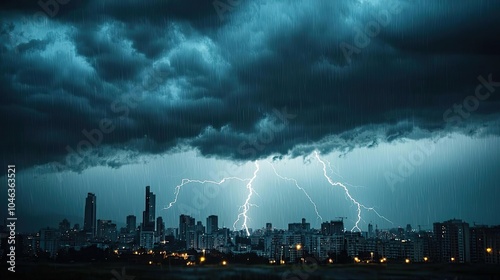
[405, 258, 410, 264]
[450, 257, 455, 262]
[486, 248, 493, 254]
[423, 257, 428, 262]
[296, 244, 302, 250]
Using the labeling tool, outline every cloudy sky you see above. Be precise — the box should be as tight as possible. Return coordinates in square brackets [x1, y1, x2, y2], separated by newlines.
[1, 0, 499, 233]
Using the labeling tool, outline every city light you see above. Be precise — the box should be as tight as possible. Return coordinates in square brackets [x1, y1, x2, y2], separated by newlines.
[486, 248, 493, 254]
[200, 256, 206, 263]
[296, 244, 302, 250]
[222, 260, 227, 266]
[328, 258, 333, 264]
[424, 257, 428, 262]
[405, 258, 410, 264]
[451, 257, 455, 262]
[354, 257, 360, 263]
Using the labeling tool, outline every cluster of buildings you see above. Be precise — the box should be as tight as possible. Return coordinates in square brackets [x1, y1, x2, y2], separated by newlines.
[1, 186, 499, 265]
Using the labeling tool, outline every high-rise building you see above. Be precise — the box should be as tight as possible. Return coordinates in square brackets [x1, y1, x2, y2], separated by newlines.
[140, 230, 155, 250]
[156, 216, 165, 242]
[97, 219, 117, 242]
[368, 223, 374, 239]
[434, 219, 470, 263]
[470, 225, 500, 264]
[321, 220, 344, 236]
[207, 215, 218, 235]
[40, 227, 58, 257]
[126, 215, 136, 233]
[142, 186, 156, 231]
[83, 193, 96, 238]
[266, 223, 273, 234]
[179, 214, 195, 244]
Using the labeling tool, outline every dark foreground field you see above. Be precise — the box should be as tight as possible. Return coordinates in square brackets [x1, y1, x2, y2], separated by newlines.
[2, 262, 500, 280]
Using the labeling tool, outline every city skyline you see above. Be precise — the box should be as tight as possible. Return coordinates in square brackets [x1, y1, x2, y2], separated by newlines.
[6, 188, 497, 235]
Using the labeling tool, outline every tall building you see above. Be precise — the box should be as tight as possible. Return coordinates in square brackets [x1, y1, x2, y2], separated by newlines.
[470, 225, 500, 264]
[83, 193, 96, 238]
[321, 220, 344, 236]
[434, 219, 470, 263]
[179, 214, 195, 248]
[368, 223, 374, 239]
[142, 186, 156, 231]
[39, 227, 58, 257]
[156, 216, 165, 242]
[97, 220, 117, 242]
[140, 230, 155, 250]
[126, 215, 136, 233]
[266, 223, 273, 234]
[207, 215, 218, 235]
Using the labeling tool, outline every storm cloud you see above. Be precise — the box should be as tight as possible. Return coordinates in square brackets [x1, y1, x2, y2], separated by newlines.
[1, 0, 500, 171]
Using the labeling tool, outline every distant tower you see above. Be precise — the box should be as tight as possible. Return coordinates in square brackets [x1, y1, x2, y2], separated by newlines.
[83, 193, 96, 238]
[206, 215, 218, 234]
[179, 214, 195, 241]
[368, 223, 374, 238]
[126, 215, 136, 233]
[266, 223, 272, 233]
[156, 216, 165, 241]
[142, 186, 156, 231]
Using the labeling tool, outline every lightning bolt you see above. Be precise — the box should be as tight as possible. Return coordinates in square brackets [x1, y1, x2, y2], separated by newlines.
[165, 161, 260, 237]
[268, 161, 323, 222]
[232, 161, 260, 236]
[164, 177, 251, 210]
[314, 150, 392, 232]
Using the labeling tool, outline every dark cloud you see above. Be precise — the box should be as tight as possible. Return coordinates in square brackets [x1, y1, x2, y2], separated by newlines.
[1, 0, 500, 171]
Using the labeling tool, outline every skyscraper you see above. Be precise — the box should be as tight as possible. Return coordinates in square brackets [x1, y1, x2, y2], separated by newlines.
[321, 220, 344, 236]
[142, 186, 156, 231]
[97, 219, 117, 242]
[156, 216, 165, 242]
[126, 215, 136, 233]
[207, 215, 218, 235]
[434, 219, 471, 263]
[83, 193, 96, 238]
[179, 214, 195, 241]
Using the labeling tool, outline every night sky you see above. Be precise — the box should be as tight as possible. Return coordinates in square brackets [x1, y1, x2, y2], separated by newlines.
[1, 0, 499, 233]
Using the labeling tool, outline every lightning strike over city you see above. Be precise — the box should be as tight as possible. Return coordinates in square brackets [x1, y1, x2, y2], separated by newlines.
[163, 177, 250, 211]
[268, 161, 323, 222]
[314, 151, 393, 231]
[232, 161, 260, 236]
[3, 0, 500, 278]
